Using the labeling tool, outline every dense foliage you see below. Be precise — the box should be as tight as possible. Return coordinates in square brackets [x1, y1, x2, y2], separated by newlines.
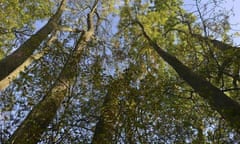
[0, 0, 239, 143]
[0, 0, 53, 57]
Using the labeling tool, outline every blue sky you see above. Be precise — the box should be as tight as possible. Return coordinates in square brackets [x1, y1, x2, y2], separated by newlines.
[229, 0, 240, 26]
[221, 0, 240, 44]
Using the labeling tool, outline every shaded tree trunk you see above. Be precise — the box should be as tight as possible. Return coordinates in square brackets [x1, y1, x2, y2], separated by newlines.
[92, 80, 120, 143]
[8, 1, 98, 143]
[0, 0, 66, 90]
[137, 21, 240, 131]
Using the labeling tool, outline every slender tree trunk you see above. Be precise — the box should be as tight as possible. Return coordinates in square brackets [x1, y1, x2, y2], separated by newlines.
[8, 1, 98, 143]
[137, 21, 240, 131]
[0, 0, 66, 89]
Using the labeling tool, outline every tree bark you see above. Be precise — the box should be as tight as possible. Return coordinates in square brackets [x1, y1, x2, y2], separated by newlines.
[0, 0, 66, 88]
[92, 80, 120, 143]
[8, 1, 98, 143]
[137, 21, 240, 131]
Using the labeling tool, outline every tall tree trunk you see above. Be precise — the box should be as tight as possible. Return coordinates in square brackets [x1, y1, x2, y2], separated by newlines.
[137, 21, 240, 131]
[92, 80, 120, 143]
[8, 1, 98, 143]
[0, 0, 66, 89]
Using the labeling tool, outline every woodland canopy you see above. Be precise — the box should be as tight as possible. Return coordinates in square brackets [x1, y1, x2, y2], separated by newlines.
[0, 0, 240, 143]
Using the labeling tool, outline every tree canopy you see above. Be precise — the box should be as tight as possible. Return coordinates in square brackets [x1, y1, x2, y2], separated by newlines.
[0, 0, 240, 143]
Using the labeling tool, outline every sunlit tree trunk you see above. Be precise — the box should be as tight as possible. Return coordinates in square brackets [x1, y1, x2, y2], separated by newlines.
[8, 1, 98, 143]
[137, 21, 240, 131]
[0, 0, 66, 90]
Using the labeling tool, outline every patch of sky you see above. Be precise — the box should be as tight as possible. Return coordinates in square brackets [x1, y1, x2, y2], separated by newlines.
[183, 0, 240, 46]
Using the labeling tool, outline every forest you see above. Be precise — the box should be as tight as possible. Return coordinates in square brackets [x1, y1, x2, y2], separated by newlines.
[0, 0, 240, 143]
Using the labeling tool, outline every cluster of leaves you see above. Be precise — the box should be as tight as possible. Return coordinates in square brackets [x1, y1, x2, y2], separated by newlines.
[0, 0, 53, 56]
